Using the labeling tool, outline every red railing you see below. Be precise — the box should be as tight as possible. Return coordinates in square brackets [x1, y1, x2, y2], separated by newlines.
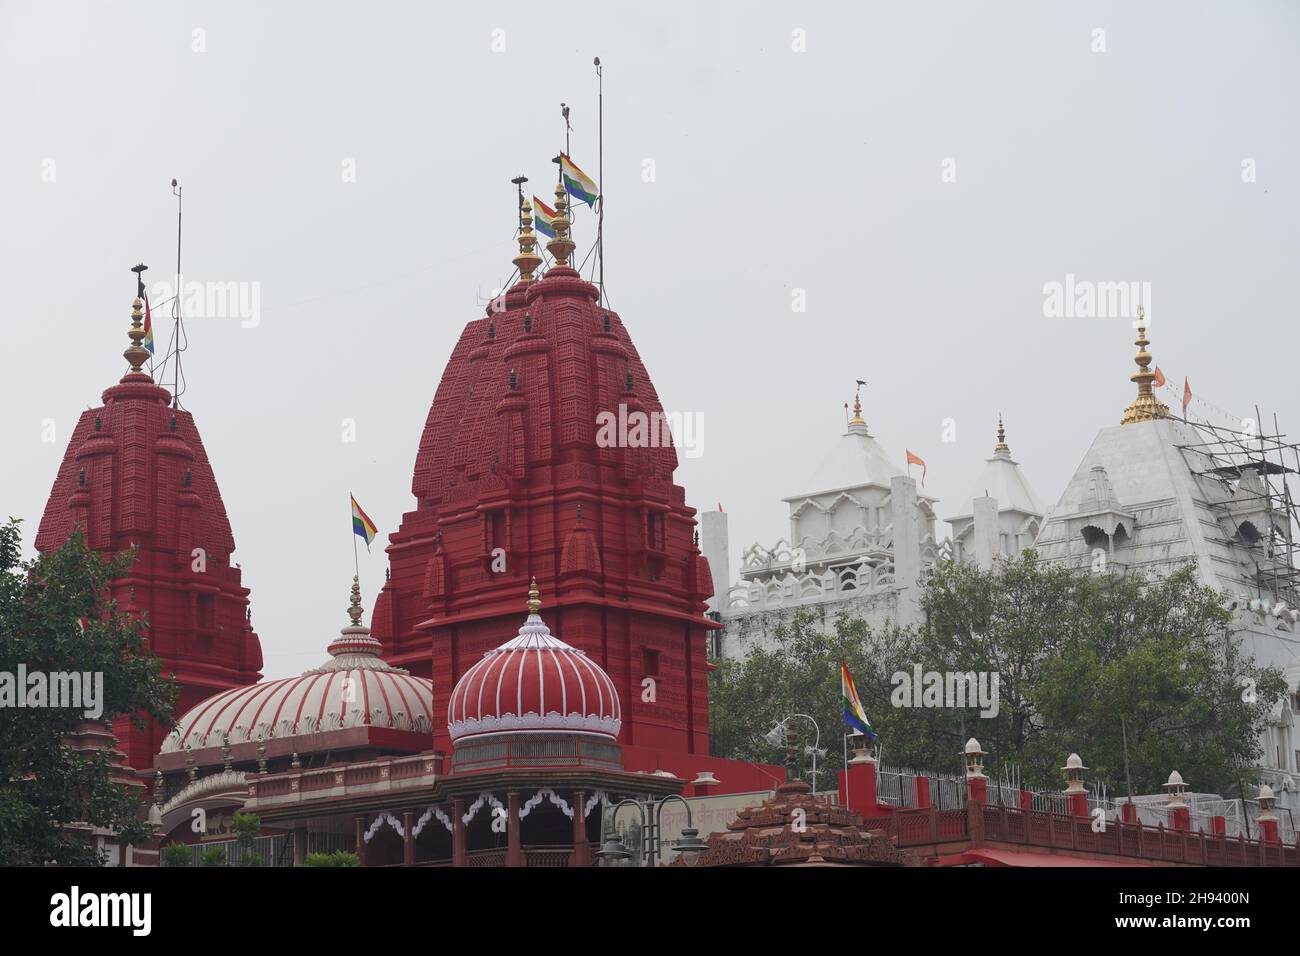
[981, 804, 1298, 867]
[868, 808, 969, 847]
[863, 802, 1296, 866]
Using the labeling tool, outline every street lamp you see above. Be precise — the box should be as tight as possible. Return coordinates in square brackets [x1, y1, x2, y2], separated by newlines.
[765, 713, 826, 791]
[594, 794, 707, 867]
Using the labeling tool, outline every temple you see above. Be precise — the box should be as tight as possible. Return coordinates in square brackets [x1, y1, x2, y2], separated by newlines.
[707, 310, 1299, 814]
[31, 184, 1298, 867]
[369, 184, 719, 764]
[35, 283, 263, 768]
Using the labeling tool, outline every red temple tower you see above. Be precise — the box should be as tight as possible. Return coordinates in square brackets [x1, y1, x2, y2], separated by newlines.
[36, 280, 263, 768]
[372, 184, 716, 758]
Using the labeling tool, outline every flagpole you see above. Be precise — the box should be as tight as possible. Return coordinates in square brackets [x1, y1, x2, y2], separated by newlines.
[351, 494, 360, 584]
[843, 732, 850, 808]
[594, 56, 604, 308]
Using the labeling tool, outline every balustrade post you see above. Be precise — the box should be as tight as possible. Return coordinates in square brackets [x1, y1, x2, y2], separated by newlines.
[570, 790, 590, 867]
[452, 797, 467, 867]
[355, 815, 366, 868]
[507, 791, 522, 867]
[293, 826, 307, 866]
[403, 811, 415, 867]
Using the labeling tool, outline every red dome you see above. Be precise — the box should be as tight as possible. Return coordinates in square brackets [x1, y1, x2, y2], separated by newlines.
[447, 582, 621, 744]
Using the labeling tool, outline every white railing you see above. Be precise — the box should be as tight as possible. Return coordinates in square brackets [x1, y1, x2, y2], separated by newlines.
[723, 560, 898, 611]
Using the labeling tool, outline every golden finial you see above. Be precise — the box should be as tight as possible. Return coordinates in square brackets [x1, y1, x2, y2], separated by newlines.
[994, 414, 1009, 453]
[1120, 305, 1170, 425]
[124, 264, 151, 376]
[347, 575, 364, 626]
[546, 179, 575, 267]
[526, 576, 542, 614]
[847, 381, 866, 427]
[513, 196, 542, 284]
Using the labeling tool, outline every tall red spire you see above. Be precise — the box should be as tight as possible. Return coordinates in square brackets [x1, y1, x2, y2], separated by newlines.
[372, 218, 715, 755]
[36, 287, 263, 768]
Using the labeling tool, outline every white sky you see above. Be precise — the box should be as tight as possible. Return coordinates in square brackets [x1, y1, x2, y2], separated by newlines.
[2, 0, 1296, 678]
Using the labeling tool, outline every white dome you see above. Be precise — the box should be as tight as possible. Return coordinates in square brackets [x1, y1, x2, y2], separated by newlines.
[794, 421, 906, 497]
[161, 578, 433, 753]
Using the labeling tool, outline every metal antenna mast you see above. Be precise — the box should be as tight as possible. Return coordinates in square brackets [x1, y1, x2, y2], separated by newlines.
[170, 178, 184, 409]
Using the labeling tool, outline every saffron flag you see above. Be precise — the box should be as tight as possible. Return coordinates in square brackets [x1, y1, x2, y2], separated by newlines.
[1153, 365, 1165, 388]
[841, 660, 877, 740]
[906, 449, 927, 487]
[142, 292, 155, 355]
[559, 153, 599, 208]
[1183, 377, 1192, 414]
[533, 196, 558, 238]
[351, 494, 378, 548]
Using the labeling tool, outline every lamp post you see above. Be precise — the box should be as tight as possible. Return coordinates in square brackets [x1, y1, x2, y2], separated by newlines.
[765, 713, 826, 792]
[594, 794, 707, 867]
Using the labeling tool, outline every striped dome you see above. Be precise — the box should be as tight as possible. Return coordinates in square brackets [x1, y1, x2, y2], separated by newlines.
[447, 580, 621, 744]
[161, 578, 433, 753]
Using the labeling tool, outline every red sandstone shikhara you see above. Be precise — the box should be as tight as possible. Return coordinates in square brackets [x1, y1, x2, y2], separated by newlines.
[33, 205, 1299, 869]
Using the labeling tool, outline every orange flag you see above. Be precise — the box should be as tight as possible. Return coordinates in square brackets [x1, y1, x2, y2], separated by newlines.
[1153, 365, 1166, 388]
[1182, 377, 1192, 414]
[906, 449, 927, 487]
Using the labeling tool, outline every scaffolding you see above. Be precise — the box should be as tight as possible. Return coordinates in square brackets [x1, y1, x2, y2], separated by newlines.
[1174, 405, 1300, 607]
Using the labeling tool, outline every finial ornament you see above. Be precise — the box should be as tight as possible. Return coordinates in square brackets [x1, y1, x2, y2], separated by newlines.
[994, 414, 1009, 453]
[527, 576, 542, 614]
[124, 264, 152, 376]
[513, 195, 543, 284]
[347, 575, 364, 626]
[848, 380, 867, 427]
[1120, 305, 1170, 425]
[546, 176, 576, 267]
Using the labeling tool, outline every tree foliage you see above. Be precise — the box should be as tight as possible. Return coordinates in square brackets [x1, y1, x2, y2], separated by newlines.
[709, 552, 1285, 796]
[0, 518, 177, 865]
[301, 850, 360, 867]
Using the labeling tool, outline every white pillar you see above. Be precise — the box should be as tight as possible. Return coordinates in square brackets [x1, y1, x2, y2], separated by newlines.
[700, 510, 731, 614]
[972, 496, 999, 571]
[890, 476, 922, 626]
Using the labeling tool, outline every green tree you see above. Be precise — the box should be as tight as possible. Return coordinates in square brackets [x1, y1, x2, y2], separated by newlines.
[232, 811, 263, 867]
[301, 850, 359, 867]
[709, 609, 924, 788]
[709, 552, 1285, 796]
[161, 842, 192, 867]
[200, 845, 227, 867]
[0, 518, 177, 866]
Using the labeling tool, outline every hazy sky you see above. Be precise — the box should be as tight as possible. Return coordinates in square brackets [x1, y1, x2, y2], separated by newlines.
[2, 1, 1296, 678]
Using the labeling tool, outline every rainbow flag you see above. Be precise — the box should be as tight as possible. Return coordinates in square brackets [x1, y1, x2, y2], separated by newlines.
[533, 196, 558, 238]
[841, 659, 877, 740]
[559, 154, 599, 208]
[351, 494, 378, 548]
[142, 292, 155, 355]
